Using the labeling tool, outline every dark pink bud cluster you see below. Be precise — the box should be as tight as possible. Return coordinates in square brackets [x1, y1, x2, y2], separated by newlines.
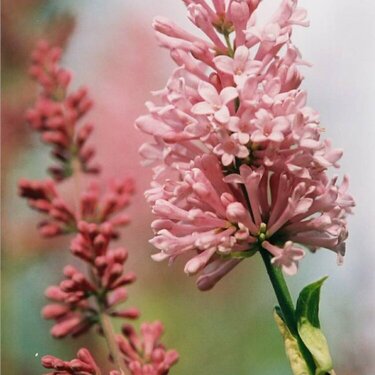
[20, 41, 179, 375]
[18, 178, 134, 237]
[117, 321, 179, 375]
[72, 222, 138, 293]
[71, 222, 116, 262]
[29, 40, 71, 97]
[26, 41, 99, 181]
[42, 271, 96, 339]
[79, 179, 134, 234]
[42, 348, 100, 375]
[43, 223, 138, 339]
[18, 178, 76, 236]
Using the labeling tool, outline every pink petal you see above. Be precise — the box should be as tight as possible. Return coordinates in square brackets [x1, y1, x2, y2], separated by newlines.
[191, 101, 214, 115]
[251, 130, 267, 143]
[135, 115, 170, 136]
[294, 198, 313, 215]
[255, 108, 270, 121]
[265, 77, 281, 97]
[233, 46, 249, 70]
[151, 252, 169, 262]
[198, 81, 220, 106]
[226, 116, 240, 132]
[222, 153, 234, 166]
[272, 117, 289, 132]
[263, 23, 280, 42]
[282, 262, 298, 276]
[185, 122, 209, 137]
[139, 143, 161, 161]
[223, 173, 244, 184]
[213, 55, 234, 75]
[196, 259, 242, 291]
[238, 132, 250, 144]
[214, 105, 230, 123]
[244, 60, 262, 74]
[241, 76, 258, 100]
[220, 87, 238, 105]
[213, 143, 224, 155]
[236, 146, 249, 158]
[300, 138, 320, 149]
[184, 248, 217, 275]
[268, 131, 284, 143]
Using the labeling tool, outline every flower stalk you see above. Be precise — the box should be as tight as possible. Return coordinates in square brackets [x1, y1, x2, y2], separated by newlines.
[260, 248, 316, 374]
[20, 41, 179, 375]
[99, 311, 129, 375]
[138, 1, 354, 373]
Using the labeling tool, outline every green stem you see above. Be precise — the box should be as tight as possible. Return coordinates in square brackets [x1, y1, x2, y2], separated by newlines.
[99, 311, 129, 375]
[87, 264, 128, 375]
[223, 31, 234, 57]
[70, 136, 127, 374]
[259, 248, 317, 374]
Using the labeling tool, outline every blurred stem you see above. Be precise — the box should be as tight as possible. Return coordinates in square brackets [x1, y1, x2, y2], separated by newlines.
[87, 264, 129, 375]
[223, 31, 234, 57]
[72, 158, 82, 221]
[99, 310, 129, 375]
[259, 248, 316, 374]
[71, 160, 128, 374]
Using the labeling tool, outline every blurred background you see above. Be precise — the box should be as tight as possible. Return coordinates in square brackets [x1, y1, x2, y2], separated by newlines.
[2, 1, 375, 374]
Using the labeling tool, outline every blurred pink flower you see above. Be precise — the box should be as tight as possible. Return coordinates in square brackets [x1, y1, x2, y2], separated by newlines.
[42, 348, 101, 375]
[118, 321, 179, 375]
[19, 178, 134, 237]
[20, 40, 180, 375]
[25, 41, 100, 181]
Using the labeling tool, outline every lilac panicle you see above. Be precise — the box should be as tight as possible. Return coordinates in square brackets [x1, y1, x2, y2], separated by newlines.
[26, 41, 100, 181]
[117, 321, 179, 375]
[20, 42, 179, 374]
[137, 0, 355, 290]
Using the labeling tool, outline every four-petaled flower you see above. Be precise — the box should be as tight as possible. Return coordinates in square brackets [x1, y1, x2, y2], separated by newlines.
[192, 81, 238, 123]
[214, 46, 262, 86]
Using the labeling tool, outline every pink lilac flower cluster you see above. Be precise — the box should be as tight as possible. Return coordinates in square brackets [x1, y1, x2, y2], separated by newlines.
[136, 0, 355, 290]
[42, 224, 139, 338]
[19, 178, 133, 237]
[42, 322, 179, 375]
[19, 42, 178, 375]
[26, 40, 100, 181]
[117, 322, 180, 375]
[41, 348, 101, 375]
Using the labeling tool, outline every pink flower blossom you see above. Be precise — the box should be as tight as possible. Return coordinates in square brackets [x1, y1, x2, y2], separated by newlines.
[213, 133, 249, 166]
[21, 42, 180, 375]
[192, 81, 238, 123]
[26, 41, 100, 180]
[43, 227, 138, 338]
[42, 348, 100, 375]
[18, 179, 76, 237]
[214, 45, 262, 86]
[137, 0, 354, 290]
[262, 241, 305, 275]
[250, 109, 289, 143]
[117, 321, 179, 375]
[18, 178, 134, 237]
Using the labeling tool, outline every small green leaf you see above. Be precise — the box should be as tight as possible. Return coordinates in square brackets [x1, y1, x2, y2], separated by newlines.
[296, 276, 327, 328]
[295, 277, 333, 375]
[230, 249, 257, 259]
[273, 308, 310, 375]
[220, 248, 257, 259]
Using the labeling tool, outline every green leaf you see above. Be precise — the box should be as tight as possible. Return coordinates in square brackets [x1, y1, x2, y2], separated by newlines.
[273, 308, 310, 375]
[220, 248, 257, 260]
[295, 277, 334, 375]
